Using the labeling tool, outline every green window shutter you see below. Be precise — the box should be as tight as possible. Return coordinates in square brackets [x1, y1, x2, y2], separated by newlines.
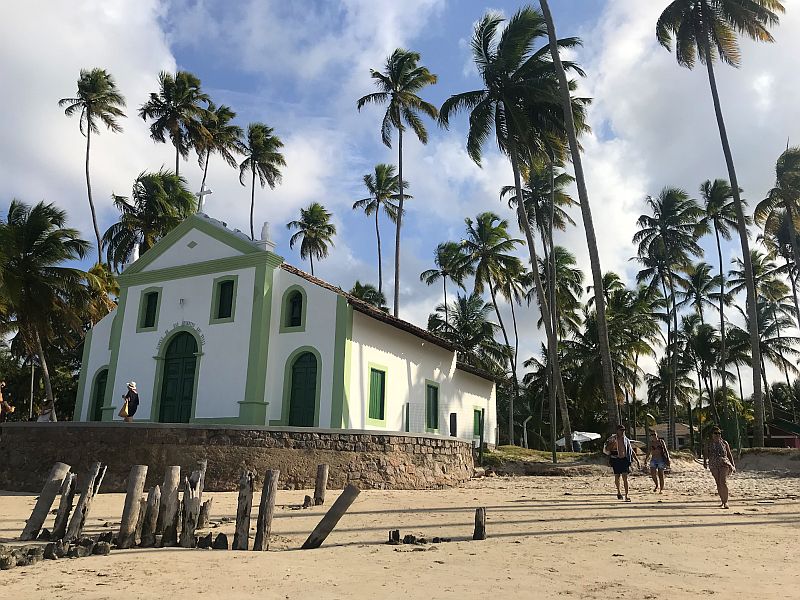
[473, 409, 481, 436]
[143, 292, 158, 328]
[426, 385, 439, 430]
[217, 280, 234, 319]
[288, 292, 303, 327]
[369, 368, 385, 420]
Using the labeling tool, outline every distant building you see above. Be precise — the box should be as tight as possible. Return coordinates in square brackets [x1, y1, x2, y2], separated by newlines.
[636, 423, 691, 448]
[74, 213, 497, 442]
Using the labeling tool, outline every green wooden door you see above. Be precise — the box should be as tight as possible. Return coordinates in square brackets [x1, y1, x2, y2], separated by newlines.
[91, 369, 108, 422]
[288, 352, 317, 427]
[159, 332, 198, 423]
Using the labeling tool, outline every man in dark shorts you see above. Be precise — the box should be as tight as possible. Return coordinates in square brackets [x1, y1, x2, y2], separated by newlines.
[605, 425, 640, 502]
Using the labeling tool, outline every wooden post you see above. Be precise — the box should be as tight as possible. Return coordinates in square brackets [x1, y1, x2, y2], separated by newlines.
[473, 507, 486, 540]
[313, 464, 329, 506]
[232, 470, 255, 551]
[20, 462, 71, 541]
[65, 462, 107, 542]
[134, 497, 147, 546]
[157, 466, 181, 544]
[197, 498, 213, 530]
[253, 469, 279, 551]
[301, 484, 360, 550]
[140, 486, 161, 548]
[51, 471, 77, 541]
[179, 470, 202, 548]
[117, 465, 148, 549]
[196, 459, 208, 500]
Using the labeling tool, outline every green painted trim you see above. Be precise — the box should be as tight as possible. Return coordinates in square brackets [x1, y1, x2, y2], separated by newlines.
[272, 346, 322, 426]
[149, 325, 204, 423]
[279, 284, 307, 333]
[102, 288, 129, 421]
[123, 214, 264, 275]
[472, 405, 484, 437]
[190, 416, 242, 424]
[136, 286, 163, 333]
[425, 379, 440, 433]
[119, 252, 282, 288]
[366, 362, 388, 428]
[241, 263, 274, 424]
[88, 365, 110, 422]
[73, 328, 94, 421]
[330, 296, 353, 428]
[209, 274, 239, 325]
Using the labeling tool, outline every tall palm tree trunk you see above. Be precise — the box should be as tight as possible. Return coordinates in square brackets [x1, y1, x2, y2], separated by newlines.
[660, 277, 675, 446]
[488, 282, 519, 445]
[760, 356, 774, 423]
[33, 330, 56, 421]
[713, 225, 729, 421]
[703, 37, 764, 446]
[310, 253, 315, 277]
[84, 125, 103, 265]
[375, 210, 383, 295]
[442, 276, 448, 323]
[667, 274, 681, 449]
[175, 143, 180, 177]
[540, 0, 618, 432]
[784, 257, 800, 338]
[508, 146, 572, 451]
[201, 149, 211, 192]
[394, 129, 404, 318]
[250, 169, 256, 241]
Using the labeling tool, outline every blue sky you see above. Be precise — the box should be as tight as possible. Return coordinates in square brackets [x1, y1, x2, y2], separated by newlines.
[2, 0, 799, 391]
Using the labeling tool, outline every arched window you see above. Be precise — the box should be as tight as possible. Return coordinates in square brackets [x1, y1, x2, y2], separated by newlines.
[280, 286, 307, 332]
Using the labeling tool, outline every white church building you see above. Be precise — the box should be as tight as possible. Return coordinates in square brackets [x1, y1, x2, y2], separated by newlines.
[74, 214, 497, 442]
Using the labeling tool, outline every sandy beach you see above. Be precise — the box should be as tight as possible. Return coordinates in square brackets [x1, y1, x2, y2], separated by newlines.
[1, 464, 798, 600]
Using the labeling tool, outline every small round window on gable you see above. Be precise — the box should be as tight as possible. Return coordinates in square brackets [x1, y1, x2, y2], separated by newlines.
[287, 290, 303, 328]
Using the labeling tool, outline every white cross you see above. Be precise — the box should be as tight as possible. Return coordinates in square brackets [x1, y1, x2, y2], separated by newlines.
[196, 184, 213, 213]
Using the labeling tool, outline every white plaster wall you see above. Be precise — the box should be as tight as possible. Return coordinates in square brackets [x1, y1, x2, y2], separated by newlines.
[80, 310, 114, 420]
[348, 312, 496, 439]
[139, 228, 244, 272]
[264, 269, 339, 426]
[110, 265, 256, 421]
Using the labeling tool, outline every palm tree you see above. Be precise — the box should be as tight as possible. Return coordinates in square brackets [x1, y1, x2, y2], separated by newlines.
[439, 8, 586, 444]
[286, 203, 336, 276]
[353, 164, 404, 296]
[537, 0, 620, 435]
[634, 186, 704, 448]
[699, 178, 742, 416]
[428, 292, 506, 374]
[677, 262, 723, 325]
[761, 208, 800, 327]
[239, 123, 285, 240]
[102, 169, 196, 271]
[139, 71, 210, 176]
[0, 201, 90, 413]
[196, 102, 244, 193]
[535, 246, 583, 338]
[728, 249, 787, 302]
[357, 49, 438, 317]
[59, 68, 127, 264]
[656, 0, 785, 446]
[349, 281, 388, 311]
[86, 263, 119, 325]
[420, 241, 472, 323]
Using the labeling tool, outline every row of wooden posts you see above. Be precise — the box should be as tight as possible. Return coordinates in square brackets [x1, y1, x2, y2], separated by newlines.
[20, 461, 361, 551]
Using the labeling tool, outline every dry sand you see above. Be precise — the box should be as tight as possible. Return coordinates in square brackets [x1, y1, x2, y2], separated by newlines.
[1, 464, 798, 599]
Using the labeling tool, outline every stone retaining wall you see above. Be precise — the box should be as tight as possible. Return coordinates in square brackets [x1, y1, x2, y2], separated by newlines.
[0, 423, 475, 492]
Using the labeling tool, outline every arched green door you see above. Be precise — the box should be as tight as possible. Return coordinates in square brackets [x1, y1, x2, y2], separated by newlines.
[288, 352, 317, 427]
[91, 369, 108, 422]
[159, 332, 198, 423]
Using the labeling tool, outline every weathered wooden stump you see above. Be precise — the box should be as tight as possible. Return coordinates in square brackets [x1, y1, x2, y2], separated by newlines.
[51, 472, 77, 541]
[20, 462, 71, 541]
[232, 470, 255, 551]
[388, 529, 400, 544]
[313, 464, 329, 506]
[301, 484, 360, 550]
[156, 466, 180, 537]
[303, 494, 313, 509]
[197, 498, 213, 529]
[140, 486, 161, 548]
[253, 469, 279, 551]
[65, 462, 107, 542]
[179, 470, 203, 548]
[117, 465, 148, 549]
[212, 533, 228, 550]
[473, 507, 486, 540]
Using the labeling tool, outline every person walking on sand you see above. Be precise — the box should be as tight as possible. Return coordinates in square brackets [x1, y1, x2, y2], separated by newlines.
[704, 426, 736, 509]
[604, 425, 640, 502]
[120, 381, 139, 423]
[644, 430, 670, 493]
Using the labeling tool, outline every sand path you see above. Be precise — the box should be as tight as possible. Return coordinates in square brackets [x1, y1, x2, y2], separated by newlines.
[1, 468, 798, 599]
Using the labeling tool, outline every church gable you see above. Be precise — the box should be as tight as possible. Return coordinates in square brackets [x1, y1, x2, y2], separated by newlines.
[124, 214, 263, 275]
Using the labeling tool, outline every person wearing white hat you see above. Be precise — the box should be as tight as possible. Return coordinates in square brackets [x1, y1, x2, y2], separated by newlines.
[120, 381, 140, 423]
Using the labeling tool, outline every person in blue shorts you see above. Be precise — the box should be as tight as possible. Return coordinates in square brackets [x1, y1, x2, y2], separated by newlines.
[644, 430, 671, 493]
[604, 425, 640, 501]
